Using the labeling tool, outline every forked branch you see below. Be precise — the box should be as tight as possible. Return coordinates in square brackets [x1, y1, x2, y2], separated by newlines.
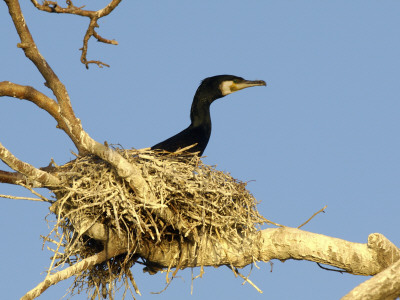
[30, 0, 121, 68]
[5, 0, 87, 154]
[3, 0, 177, 233]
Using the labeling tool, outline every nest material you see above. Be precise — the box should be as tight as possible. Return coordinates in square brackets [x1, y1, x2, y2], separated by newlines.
[46, 148, 266, 298]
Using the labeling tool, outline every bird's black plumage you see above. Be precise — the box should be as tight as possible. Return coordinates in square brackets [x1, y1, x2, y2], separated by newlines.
[151, 75, 266, 156]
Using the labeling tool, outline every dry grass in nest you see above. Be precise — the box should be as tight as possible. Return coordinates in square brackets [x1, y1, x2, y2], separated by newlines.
[44, 148, 268, 298]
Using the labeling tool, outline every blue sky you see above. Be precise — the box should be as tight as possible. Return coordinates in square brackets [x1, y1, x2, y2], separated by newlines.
[1, 1, 400, 299]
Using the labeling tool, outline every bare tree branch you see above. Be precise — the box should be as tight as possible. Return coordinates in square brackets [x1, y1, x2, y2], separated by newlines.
[80, 18, 110, 68]
[367, 233, 400, 269]
[0, 193, 48, 202]
[30, 0, 121, 68]
[137, 227, 399, 275]
[5, 0, 88, 154]
[3, 1, 184, 240]
[3, 1, 147, 190]
[342, 259, 400, 300]
[0, 81, 86, 154]
[93, 30, 118, 46]
[0, 170, 26, 185]
[22, 225, 400, 300]
[0, 142, 60, 186]
[21, 247, 126, 300]
[0, 81, 60, 121]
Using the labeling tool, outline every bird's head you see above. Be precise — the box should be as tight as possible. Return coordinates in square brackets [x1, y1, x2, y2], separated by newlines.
[198, 75, 266, 101]
[190, 75, 267, 125]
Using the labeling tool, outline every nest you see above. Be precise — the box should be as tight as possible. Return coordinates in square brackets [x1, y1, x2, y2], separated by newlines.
[45, 148, 267, 299]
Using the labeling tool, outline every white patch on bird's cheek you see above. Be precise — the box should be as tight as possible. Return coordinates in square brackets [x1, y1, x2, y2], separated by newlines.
[219, 81, 234, 96]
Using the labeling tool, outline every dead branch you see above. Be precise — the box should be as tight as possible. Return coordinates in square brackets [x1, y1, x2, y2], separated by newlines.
[23, 225, 400, 299]
[0, 82, 156, 202]
[297, 205, 327, 229]
[0, 81, 60, 119]
[340, 234, 400, 299]
[0, 194, 47, 202]
[21, 247, 126, 300]
[4, 0, 87, 154]
[3, 1, 161, 217]
[342, 258, 400, 300]
[30, 0, 121, 68]
[80, 18, 111, 68]
[137, 227, 399, 275]
[0, 170, 26, 185]
[0, 80, 86, 157]
[0, 142, 60, 186]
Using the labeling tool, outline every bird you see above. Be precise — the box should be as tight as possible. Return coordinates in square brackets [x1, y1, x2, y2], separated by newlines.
[151, 75, 266, 156]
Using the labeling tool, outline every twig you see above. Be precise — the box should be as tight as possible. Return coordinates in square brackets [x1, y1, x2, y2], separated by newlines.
[0, 194, 48, 202]
[317, 262, 347, 274]
[230, 266, 263, 294]
[260, 215, 284, 228]
[19, 182, 54, 203]
[297, 205, 327, 229]
[45, 232, 65, 279]
[93, 31, 118, 45]
[126, 269, 141, 296]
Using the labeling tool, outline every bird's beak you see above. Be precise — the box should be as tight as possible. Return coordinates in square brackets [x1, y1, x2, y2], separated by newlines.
[231, 79, 267, 92]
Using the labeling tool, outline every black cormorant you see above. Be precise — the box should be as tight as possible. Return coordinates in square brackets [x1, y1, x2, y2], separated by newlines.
[151, 75, 266, 155]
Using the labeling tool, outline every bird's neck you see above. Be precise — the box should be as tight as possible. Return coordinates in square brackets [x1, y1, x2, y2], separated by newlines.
[190, 95, 213, 128]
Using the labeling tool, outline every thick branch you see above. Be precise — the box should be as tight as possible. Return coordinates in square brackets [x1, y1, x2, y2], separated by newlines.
[0, 170, 26, 185]
[137, 227, 398, 275]
[0, 142, 60, 186]
[63, 221, 400, 276]
[342, 258, 400, 300]
[0, 81, 61, 120]
[0, 81, 84, 153]
[24, 226, 400, 299]
[342, 234, 400, 299]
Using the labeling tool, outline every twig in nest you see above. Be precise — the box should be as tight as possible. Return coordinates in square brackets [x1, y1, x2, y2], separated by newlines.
[19, 182, 54, 203]
[151, 254, 183, 295]
[297, 205, 327, 229]
[46, 232, 65, 280]
[229, 266, 263, 294]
